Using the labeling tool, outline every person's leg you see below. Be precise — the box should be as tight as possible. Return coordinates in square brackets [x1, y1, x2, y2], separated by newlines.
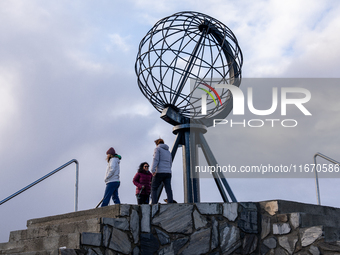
[101, 182, 114, 207]
[140, 194, 149, 204]
[136, 195, 141, 205]
[151, 174, 162, 204]
[145, 194, 150, 204]
[163, 173, 173, 203]
[137, 194, 147, 205]
[111, 182, 121, 204]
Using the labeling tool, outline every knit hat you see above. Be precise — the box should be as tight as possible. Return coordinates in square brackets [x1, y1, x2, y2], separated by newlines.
[106, 147, 116, 155]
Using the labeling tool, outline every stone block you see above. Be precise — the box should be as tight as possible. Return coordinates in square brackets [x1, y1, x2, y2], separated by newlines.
[23, 218, 101, 241]
[158, 244, 175, 255]
[87, 248, 100, 255]
[102, 225, 111, 247]
[211, 217, 219, 250]
[299, 226, 322, 247]
[155, 228, 170, 245]
[223, 203, 238, 221]
[318, 241, 340, 252]
[152, 204, 159, 217]
[289, 213, 300, 229]
[141, 204, 151, 233]
[81, 232, 102, 247]
[238, 204, 258, 234]
[263, 237, 277, 249]
[6, 233, 80, 252]
[240, 202, 257, 210]
[152, 204, 193, 234]
[9, 230, 27, 242]
[260, 201, 278, 216]
[196, 203, 221, 215]
[109, 227, 131, 254]
[261, 216, 271, 239]
[260, 244, 270, 255]
[28, 227, 50, 240]
[120, 204, 130, 216]
[309, 245, 320, 255]
[275, 247, 289, 255]
[92, 247, 103, 255]
[242, 234, 257, 254]
[180, 228, 211, 255]
[102, 218, 129, 231]
[172, 237, 189, 254]
[324, 226, 340, 242]
[130, 209, 139, 244]
[277, 214, 288, 223]
[219, 221, 241, 254]
[104, 248, 117, 255]
[140, 233, 159, 255]
[193, 209, 208, 230]
[133, 246, 140, 255]
[273, 223, 291, 235]
[278, 234, 298, 254]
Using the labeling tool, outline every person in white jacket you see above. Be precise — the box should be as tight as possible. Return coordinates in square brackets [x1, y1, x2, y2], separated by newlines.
[101, 147, 121, 206]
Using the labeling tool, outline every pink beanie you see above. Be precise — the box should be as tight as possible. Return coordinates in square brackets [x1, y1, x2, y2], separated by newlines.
[106, 147, 116, 155]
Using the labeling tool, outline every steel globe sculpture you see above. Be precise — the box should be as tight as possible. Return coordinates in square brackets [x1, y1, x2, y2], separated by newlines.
[135, 11, 243, 203]
[136, 11, 243, 126]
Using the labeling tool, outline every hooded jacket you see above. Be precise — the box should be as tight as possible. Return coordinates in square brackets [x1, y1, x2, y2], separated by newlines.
[133, 170, 152, 195]
[105, 156, 120, 184]
[150, 144, 172, 174]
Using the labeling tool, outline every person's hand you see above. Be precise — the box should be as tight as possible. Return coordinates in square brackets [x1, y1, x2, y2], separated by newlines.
[152, 172, 156, 176]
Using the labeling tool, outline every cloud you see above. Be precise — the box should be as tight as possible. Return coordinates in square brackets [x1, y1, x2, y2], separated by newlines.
[107, 33, 131, 53]
[0, 68, 19, 133]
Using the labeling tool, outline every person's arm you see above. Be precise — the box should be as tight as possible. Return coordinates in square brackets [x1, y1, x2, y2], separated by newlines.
[133, 173, 143, 189]
[150, 147, 160, 174]
[105, 158, 117, 182]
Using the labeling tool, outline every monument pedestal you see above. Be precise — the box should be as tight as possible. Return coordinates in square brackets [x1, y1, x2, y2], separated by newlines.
[1, 200, 340, 254]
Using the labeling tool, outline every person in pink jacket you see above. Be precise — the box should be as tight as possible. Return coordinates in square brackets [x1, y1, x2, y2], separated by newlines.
[133, 162, 152, 204]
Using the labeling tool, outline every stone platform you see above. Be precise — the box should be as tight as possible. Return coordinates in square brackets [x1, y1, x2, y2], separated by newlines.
[1, 200, 340, 254]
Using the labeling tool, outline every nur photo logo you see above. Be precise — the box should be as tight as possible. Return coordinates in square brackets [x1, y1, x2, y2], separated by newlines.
[191, 78, 312, 128]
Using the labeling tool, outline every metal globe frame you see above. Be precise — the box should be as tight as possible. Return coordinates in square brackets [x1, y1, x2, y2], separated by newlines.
[135, 11, 243, 203]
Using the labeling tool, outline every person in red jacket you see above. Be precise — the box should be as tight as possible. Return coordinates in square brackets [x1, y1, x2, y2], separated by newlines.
[133, 162, 153, 204]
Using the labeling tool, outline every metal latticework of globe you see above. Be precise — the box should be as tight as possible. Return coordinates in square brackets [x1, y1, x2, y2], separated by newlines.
[135, 11, 243, 125]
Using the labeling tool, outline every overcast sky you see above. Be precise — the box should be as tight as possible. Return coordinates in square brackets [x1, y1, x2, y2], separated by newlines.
[1, 0, 340, 243]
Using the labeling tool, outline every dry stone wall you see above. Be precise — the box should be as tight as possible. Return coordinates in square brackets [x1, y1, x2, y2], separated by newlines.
[71, 201, 340, 255]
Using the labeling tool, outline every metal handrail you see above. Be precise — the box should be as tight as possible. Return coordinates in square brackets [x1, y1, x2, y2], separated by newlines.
[0, 159, 79, 211]
[313, 152, 340, 206]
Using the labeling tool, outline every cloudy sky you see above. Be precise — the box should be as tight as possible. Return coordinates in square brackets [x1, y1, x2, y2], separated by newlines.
[1, 0, 340, 242]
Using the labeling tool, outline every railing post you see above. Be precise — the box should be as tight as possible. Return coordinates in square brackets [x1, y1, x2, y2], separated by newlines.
[313, 152, 340, 206]
[74, 160, 79, 212]
[313, 154, 321, 205]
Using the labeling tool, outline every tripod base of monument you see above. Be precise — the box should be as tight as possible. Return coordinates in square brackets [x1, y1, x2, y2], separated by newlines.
[156, 123, 237, 203]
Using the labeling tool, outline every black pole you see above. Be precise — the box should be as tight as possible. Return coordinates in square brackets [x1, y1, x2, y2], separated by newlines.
[198, 132, 237, 202]
[191, 131, 200, 203]
[183, 130, 193, 203]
